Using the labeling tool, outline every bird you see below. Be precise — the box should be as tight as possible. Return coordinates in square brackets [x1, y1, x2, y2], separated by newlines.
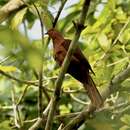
[47, 28, 103, 108]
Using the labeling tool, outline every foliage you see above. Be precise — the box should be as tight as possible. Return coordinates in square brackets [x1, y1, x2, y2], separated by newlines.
[0, 0, 130, 129]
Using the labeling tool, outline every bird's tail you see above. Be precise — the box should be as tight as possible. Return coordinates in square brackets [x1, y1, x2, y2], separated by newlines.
[83, 75, 103, 108]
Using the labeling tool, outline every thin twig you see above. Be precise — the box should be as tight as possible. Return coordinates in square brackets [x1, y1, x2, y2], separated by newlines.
[24, 118, 38, 124]
[17, 85, 29, 105]
[0, 56, 11, 64]
[53, 0, 68, 28]
[0, 70, 38, 85]
[112, 105, 130, 115]
[45, 0, 68, 47]
[0, 106, 14, 110]
[23, 20, 28, 38]
[24, 112, 80, 124]
[11, 87, 21, 128]
[107, 57, 129, 67]
[45, 0, 90, 130]
[112, 18, 130, 47]
[43, 99, 52, 116]
[28, 117, 43, 130]
[33, 71, 50, 102]
[70, 93, 89, 105]
[38, 49, 44, 116]
[32, 3, 44, 118]
[57, 123, 64, 130]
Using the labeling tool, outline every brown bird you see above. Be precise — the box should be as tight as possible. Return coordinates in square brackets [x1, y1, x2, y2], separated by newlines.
[47, 28, 103, 107]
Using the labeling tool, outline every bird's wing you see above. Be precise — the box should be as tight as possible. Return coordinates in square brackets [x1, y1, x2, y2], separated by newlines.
[62, 39, 95, 74]
[60, 39, 80, 63]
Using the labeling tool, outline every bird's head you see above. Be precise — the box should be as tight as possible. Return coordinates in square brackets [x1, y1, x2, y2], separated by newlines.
[46, 28, 63, 40]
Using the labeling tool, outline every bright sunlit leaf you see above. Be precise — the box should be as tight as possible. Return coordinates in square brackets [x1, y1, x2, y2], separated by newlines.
[59, 104, 71, 115]
[97, 33, 110, 51]
[10, 7, 27, 29]
[0, 65, 16, 72]
[121, 114, 130, 126]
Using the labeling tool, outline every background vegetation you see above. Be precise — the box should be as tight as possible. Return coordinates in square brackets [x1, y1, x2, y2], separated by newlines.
[0, 0, 130, 130]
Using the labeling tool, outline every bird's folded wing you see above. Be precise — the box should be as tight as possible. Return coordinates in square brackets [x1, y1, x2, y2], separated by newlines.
[62, 39, 95, 74]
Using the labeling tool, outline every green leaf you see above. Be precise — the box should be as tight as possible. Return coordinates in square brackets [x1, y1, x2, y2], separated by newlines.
[121, 114, 130, 126]
[0, 120, 11, 130]
[26, 10, 36, 29]
[0, 65, 16, 72]
[41, 10, 54, 29]
[97, 33, 110, 51]
[29, 4, 53, 29]
[63, 78, 81, 90]
[10, 7, 27, 29]
[119, 29, 130, 44]
[0, 0, 7, 5]
[119, 125, 130, 130]
[27, 49, 43, 70]
[59, 104, 72, 115]
[93, 0, 116, 29]
[115, 7, 127, 21]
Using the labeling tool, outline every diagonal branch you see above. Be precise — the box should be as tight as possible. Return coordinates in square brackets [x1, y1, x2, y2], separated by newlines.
[0, 0, 26, 23]
[61, 64, 130, 130]
[46, 0, 68, 47]
[52, 0, 68, 28]
[0, 70, 38, 85]
[45, 0, 91, 130]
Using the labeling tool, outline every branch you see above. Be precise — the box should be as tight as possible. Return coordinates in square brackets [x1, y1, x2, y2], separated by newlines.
[0, 0, 26, 23]
[17, 85, 29, 105]
[24, 112, 80, 125]
[45, 0, 90, 130]
[45, 0, 68, 48]
[0, 70, 38, 85]
[52, 0, 68, 28]
[70, 93, 89, 105]
[23, 20, 28, 38]
[57, 123, 64, 130]
[61, 64, 130, 130]
[0, 56, 11, 64]
[28, 117, 43, 130]
[11, 87, 22, 128]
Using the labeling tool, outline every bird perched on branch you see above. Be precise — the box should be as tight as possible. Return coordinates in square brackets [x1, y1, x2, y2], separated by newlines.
[47, 28, 103, 108]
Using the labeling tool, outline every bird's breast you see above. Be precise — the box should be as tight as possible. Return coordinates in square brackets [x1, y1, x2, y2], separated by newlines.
[53, 45, 66, 66]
